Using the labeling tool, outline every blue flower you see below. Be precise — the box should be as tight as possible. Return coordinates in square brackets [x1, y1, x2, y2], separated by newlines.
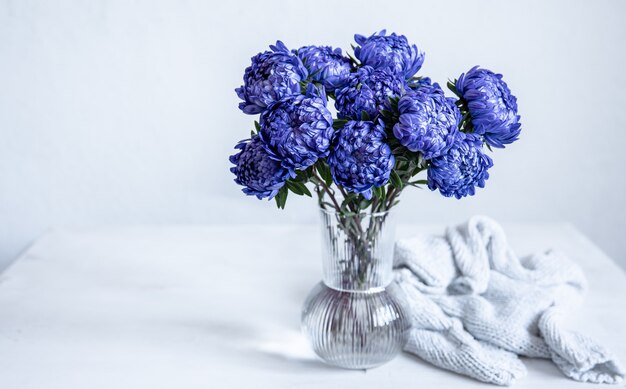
[393, 81, 460, 159]
[296, 46, 353, 92]
[229, 136, 291, 199]
[455, 66, 521, 148]
[259, 85, 334, 170]
[427, 133, 493, 199]
[327, 120, 395, 200]
[236, 41, 308, 115]
[354, 30, 425, 78]
[335, 66, 405, 119]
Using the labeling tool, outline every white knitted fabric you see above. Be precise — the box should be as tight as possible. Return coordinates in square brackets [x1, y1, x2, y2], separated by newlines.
[393, 216, 624, 385]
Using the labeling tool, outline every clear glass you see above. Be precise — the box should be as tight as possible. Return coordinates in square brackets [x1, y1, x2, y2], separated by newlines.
[301, 207, 409, 369]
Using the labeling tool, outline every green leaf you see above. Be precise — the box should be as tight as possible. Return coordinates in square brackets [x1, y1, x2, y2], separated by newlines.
[254, 121, 261, 133]
[299, 79, 312, 94]
[308, 68, 322, 79]
[286, 180, 304, 195]
[341, 192, 359, 212]
[346, 52, 359, 66]
[358, 197, 372, 210]
[380, 109, 393, 119]
[294, 170, 307, 182]
[274, 186, 288, 209]
[295, 168, 313, 183]
[333, 119, 348, 130]
[300, 184, 312, 197]
[360, 111, 370, 121]
[373, 185, 385, 200]
[391, 146, 406, 155]
[286, 180, 312, 197]
[447, 79, 460, 97]
[316, 161, 333, 187]
[390, 170, 404, 189]
[410, 166, 424, 177]
[406, 178, 428, 189]
[388, 96, 399, 112]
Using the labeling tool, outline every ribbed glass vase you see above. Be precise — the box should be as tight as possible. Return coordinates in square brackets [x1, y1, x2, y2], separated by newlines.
[301, 207, 409, 369]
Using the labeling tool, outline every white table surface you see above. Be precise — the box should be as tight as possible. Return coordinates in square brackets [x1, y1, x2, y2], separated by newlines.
[0, 223, 625, 388]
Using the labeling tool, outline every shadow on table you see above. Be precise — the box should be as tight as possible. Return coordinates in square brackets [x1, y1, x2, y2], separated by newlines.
[181, 319, 335, 372]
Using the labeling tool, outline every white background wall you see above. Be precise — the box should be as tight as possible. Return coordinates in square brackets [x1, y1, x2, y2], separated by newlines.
[1, 0, 625, 270]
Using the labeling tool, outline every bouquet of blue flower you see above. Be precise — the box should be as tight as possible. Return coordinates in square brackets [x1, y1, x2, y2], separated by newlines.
[231, 31, 521, 215]
[231, 32, 522, 367]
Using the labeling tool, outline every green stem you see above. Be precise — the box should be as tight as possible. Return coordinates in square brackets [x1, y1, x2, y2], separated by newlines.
[311, 171, 342, 212]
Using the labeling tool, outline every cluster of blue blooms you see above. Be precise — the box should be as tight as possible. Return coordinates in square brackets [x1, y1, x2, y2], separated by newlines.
[392, 80, 459, 160]
[297, 46, 352, 92]
[259, 84, 334, 170]
[327, 120, 394, 200]
[455, 66, 521, 148]
[427, 133, 493, 199]
[231, 31, 521, 203]
[235, 41, 308, 115]
[229, 137, 292, 199]
[334, 66, 405, 119]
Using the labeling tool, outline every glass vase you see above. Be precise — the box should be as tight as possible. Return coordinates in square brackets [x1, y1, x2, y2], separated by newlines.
[301, 207, 409, 369]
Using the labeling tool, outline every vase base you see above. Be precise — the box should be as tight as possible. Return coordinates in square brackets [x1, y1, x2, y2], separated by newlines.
[301, 282, 408, 370]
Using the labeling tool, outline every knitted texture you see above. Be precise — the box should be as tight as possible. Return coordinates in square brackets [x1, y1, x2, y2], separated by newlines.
[394, 216, 624, 385]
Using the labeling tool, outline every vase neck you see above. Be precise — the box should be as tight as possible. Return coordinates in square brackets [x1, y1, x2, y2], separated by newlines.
[319, 208, 396, 292]
[322, 257, 394, 292]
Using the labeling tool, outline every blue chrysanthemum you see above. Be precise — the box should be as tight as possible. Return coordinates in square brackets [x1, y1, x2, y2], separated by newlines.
[236, 41, 308, 115]
[296, 46, 352, 92]
[335, 66, 405, 119]
[354, 30, 425, 79]
[455, 66, 521, 148]
[229, 136, 291, 199]
[427, 133, 493, 199]
[259, 85, 334, 170]
[393, 82, 461, 159]
[327, 120, 395, 200]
